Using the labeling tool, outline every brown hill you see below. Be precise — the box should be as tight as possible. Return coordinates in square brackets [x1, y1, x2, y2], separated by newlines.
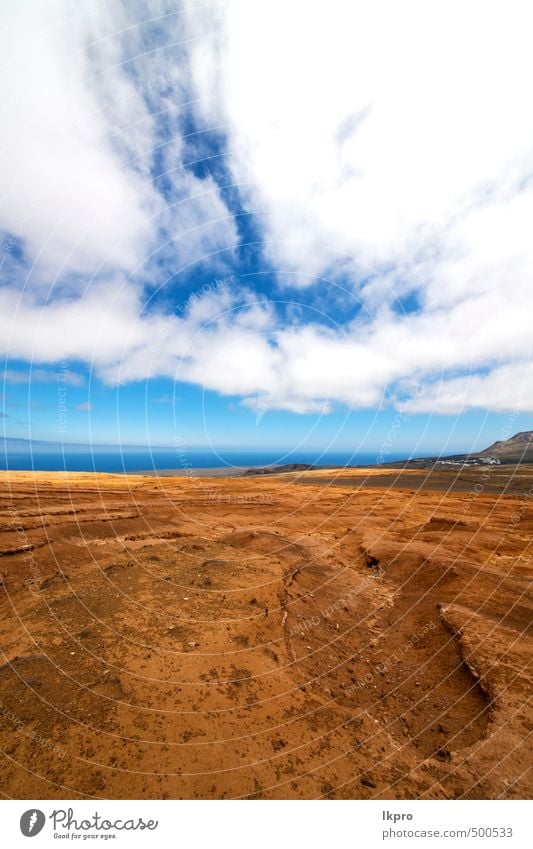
[480, 430, 533, 462]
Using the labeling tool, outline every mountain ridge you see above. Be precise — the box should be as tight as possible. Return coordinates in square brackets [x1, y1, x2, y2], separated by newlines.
[480, 430, 533, 460]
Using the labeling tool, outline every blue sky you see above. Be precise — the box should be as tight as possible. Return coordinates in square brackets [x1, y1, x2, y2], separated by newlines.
[1, 1, 532, 456]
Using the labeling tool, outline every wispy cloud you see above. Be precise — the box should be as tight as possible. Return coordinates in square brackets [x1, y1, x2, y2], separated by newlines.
[2, 368, 83, 386]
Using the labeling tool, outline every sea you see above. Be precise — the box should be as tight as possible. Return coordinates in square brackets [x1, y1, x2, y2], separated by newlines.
[0, 446, 422, 474]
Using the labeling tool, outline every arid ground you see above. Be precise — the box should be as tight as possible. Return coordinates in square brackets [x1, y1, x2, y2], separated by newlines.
[0, 467, 531, 799]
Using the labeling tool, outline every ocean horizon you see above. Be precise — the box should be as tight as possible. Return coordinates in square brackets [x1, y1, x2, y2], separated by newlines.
[0, 447, 427, 473]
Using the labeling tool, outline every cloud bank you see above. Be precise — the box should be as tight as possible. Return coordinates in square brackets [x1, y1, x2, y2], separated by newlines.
[1, 0, 532, 416]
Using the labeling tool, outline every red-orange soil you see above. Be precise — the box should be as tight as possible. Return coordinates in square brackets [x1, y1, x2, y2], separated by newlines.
[0, 468, 531, 799]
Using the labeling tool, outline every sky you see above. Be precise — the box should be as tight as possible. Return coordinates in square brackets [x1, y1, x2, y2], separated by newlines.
[1, 0, 532, 455]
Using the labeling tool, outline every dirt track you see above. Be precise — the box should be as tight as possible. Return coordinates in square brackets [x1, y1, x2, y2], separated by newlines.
[0, 469, 531, 799]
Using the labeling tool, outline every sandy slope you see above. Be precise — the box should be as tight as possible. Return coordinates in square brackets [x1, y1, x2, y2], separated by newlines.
[0, 469, 531, 799]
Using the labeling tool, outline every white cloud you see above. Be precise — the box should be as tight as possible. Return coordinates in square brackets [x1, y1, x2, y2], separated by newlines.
[1, 271, 531, 416]
[401, 363, 533, 415]
[204, 0, 533, 279]
[0, 0, 237, 284]
[0, 1, 157, 279]
[179, 0, 533, 414]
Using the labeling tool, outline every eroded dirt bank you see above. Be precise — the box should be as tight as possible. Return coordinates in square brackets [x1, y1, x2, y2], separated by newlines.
[0, 469, 531, 799]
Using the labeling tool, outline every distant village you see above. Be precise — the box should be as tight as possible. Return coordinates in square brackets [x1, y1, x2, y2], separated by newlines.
[435, 456, 501, 466]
